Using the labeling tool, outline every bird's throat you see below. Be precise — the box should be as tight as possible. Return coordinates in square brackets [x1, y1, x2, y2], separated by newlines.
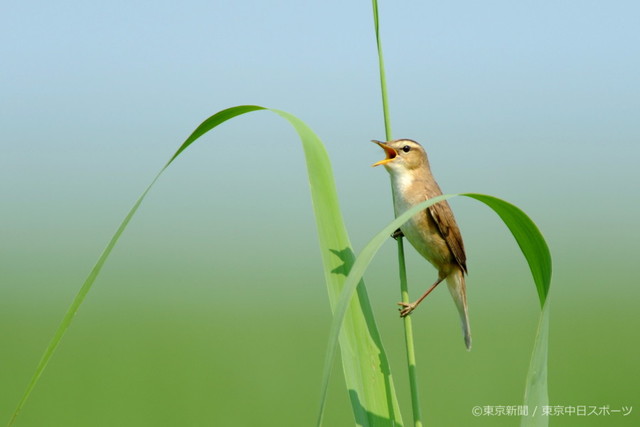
[389, 170, 418, 218]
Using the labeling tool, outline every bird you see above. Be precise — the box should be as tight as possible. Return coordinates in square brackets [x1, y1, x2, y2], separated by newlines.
[372, 138, 471, 350]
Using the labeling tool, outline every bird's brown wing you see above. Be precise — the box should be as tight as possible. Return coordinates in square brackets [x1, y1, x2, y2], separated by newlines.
[427, 200, 467, 274]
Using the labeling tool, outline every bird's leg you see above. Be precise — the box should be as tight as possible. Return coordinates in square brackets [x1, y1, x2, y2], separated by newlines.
[398, 277, 445, 317]
[391, 228, 404, 240]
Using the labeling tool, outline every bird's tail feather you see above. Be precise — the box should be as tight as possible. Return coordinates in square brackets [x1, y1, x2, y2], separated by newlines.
[446, 269, 472, 350]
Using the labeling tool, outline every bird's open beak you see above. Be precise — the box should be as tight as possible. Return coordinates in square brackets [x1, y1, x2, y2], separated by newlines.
[371, 140, 397, 167]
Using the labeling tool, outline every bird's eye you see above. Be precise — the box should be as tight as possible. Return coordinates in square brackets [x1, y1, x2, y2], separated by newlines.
[402, 145, 411, 153]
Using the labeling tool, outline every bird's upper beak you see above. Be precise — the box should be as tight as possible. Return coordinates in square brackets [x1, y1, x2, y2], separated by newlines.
[371, 140, 397, 167]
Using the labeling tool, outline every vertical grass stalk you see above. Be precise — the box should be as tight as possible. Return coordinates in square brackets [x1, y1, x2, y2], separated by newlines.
[397, 238, 423, 427]
[372, 0, 392, 140]
[372, 0, 424, 425]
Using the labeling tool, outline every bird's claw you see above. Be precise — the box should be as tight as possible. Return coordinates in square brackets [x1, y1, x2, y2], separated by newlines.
[391, 228, 404, 240]
[397, 302, 416, 317]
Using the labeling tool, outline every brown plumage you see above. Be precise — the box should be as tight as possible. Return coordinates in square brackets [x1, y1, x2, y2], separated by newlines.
[373, 138, 471, 350]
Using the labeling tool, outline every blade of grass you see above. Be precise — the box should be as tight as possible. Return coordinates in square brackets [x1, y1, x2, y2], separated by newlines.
[7, 105, 265, 427]
[9, 106, 403, 427]
[317, 193, 552, 424]
[462, 195, 551, 427]
[271, 109, 402, 426]
[463, 194, 551, 306]
[521, 299, 551, 427]
[317, 194, 452, 427]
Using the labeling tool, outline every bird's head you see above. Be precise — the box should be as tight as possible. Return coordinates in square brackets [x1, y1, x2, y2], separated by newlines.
[372, 139, 429, 172]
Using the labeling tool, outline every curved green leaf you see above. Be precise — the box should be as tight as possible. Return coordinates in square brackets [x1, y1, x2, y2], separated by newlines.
[8, 106, 403, 427]
[165, 105, 266, 166]
[317, 193, 552, 423]
[463, 194, 551, 307]
[269, 109, 402, 426]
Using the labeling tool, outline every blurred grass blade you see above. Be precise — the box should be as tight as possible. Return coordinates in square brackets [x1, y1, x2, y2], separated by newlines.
[9, 105, 403, 427]
[319, 193, 552, 424]
[521, 300, 550, 427]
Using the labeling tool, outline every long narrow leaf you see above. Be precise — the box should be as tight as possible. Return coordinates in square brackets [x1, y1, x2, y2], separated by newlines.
[270, 109, 402, 426]
[318, 193, 552, 423]
[9, 106, 403, 426]
[521, 300, 551, 427]
[463, 194, 551, 307]
[7, 105, 265, 426]
[461, 196, 552, 427]
[464, 195, 552, 427]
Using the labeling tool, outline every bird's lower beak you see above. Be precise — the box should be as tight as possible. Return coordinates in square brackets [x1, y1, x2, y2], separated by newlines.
[371, 140, 397, 167]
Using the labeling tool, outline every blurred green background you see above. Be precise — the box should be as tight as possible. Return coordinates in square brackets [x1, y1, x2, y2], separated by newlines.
[2, 1, 638, 426]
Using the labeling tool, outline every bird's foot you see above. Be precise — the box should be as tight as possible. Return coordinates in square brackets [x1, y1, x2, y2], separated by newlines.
[398, 301, 417, 317]
[391, 228, 404, 240]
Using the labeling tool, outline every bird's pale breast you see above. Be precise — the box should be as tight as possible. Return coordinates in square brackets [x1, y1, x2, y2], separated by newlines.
[391, 174, 454, 274]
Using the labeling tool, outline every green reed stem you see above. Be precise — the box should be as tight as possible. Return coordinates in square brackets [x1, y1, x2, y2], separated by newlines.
[372, 0, 392, 142]
[372, 0, 423, 425]
[397, 238, 424, 427]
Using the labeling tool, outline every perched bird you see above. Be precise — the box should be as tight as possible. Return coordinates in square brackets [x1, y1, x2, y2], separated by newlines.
[372, 139, 471, 350]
